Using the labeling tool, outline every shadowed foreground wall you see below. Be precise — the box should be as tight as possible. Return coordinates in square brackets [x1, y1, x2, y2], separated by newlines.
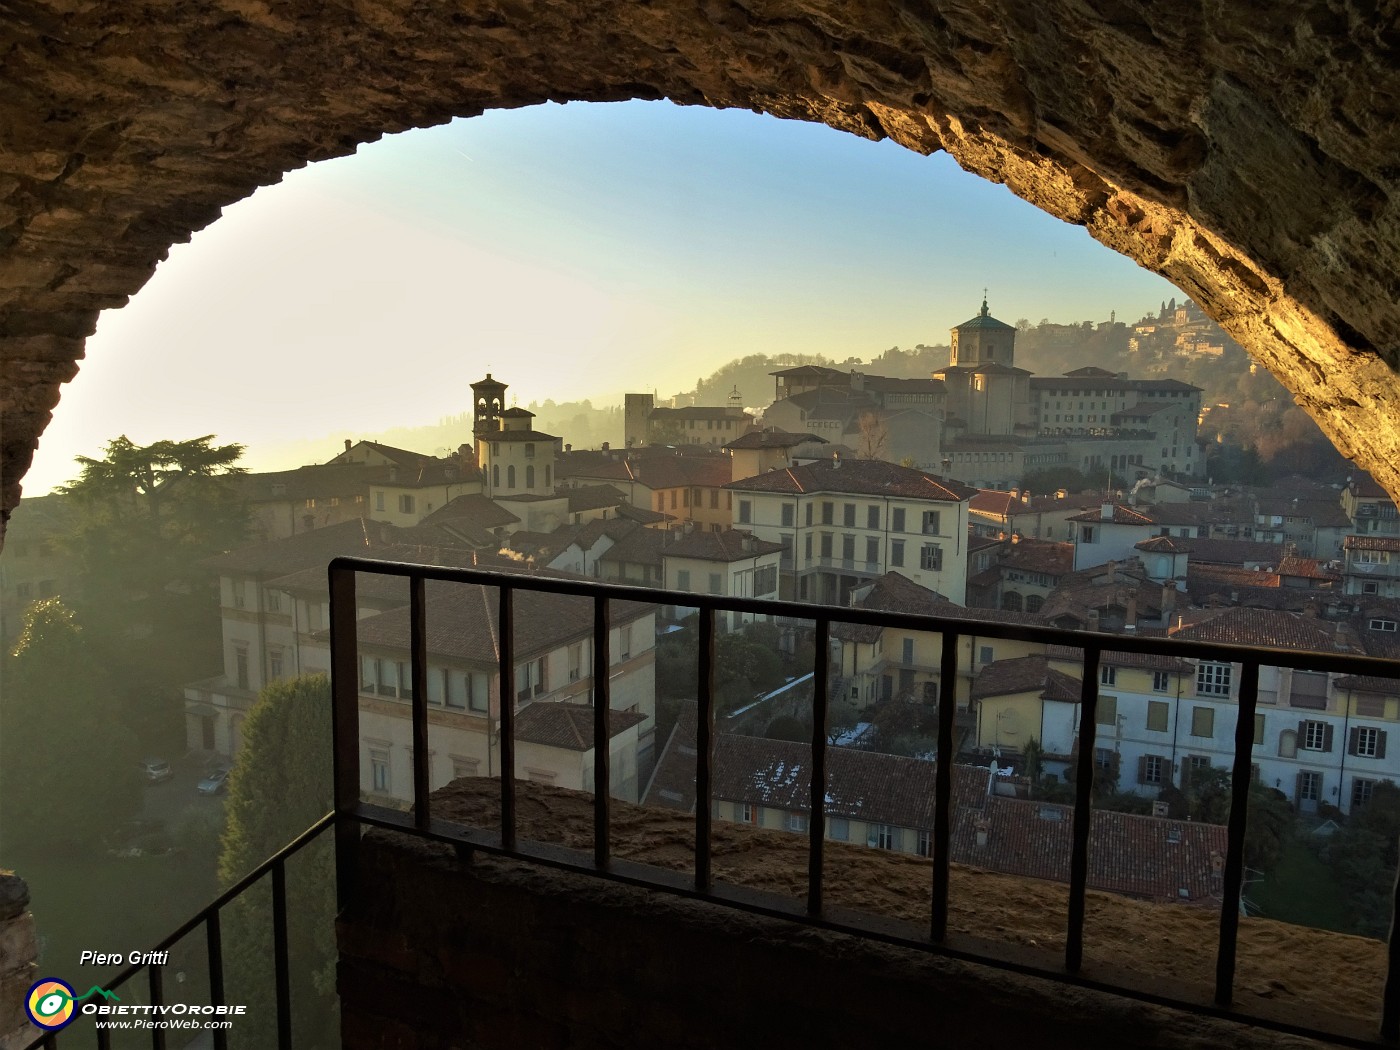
[337, 787, 1359, 1050]
[5, 0, 1400, 537]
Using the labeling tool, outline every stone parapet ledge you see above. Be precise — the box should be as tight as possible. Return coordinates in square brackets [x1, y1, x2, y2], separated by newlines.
[0, 872, 38, 1050]
[336, 780, 1373, 1050]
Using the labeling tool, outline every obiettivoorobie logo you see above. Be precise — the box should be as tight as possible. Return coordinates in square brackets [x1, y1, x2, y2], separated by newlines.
[25, 978, 120, 1031]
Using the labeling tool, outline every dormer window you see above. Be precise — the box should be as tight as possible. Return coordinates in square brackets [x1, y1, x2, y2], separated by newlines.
[1370, 618, 1398, 632]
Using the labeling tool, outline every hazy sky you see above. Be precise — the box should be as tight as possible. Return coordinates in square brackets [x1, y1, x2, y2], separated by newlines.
[26, 100, 1180, 494]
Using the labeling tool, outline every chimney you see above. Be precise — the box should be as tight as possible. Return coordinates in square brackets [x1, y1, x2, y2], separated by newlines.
[1088, 609, 1101, 632]
[601, 441, 610, 452]
[1100, 502, 1114, 521]
[832, 451, 842, 469]
[1152, 800, 1170, 818]
[1126, 593, 1138, 630]
[565, 443, 572, 452]
[344, 439, 352, 453]
[974, 819, 989, 849]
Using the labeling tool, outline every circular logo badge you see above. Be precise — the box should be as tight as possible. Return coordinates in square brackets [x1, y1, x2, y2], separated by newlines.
[26, 978, 77, 1031]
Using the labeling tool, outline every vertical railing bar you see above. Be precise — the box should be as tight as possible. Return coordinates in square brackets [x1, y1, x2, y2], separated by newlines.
[1383, 823, 1400, 1040]
[328, 561, 360, 913]
[272, 859, 292, 1050]
[96, 1023, 112, 1049]
[931, 628, 960, 941]
[1215, 658, 1260, 1007]
[1065, 644, 1101, 973]
[410, 574, 430, 830]
[206, 910, 228, 1050]
[808, 617, 830, 917]
[695, 607, 716, 892]
[593, 595, 612, 869]
[147, 964, 165, 1050]
[497, 584, 516, 851]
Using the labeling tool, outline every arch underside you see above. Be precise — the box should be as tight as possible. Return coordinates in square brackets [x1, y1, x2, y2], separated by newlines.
[3, 0, 1399, 530]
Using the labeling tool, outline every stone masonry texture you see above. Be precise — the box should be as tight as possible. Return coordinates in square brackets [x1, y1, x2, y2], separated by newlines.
[3, 1, 1400, 538]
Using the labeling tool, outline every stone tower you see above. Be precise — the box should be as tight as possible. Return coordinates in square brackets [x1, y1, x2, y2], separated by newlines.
[471, 374, 508, 437]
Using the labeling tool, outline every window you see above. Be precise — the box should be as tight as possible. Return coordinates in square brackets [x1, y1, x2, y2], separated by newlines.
[450, 756, 479, 779]
[890, 540, 904, 568]
[753, 565, 778, 596]
[1096, 696, 1117, 725]
[902, 638, 914, 665]
[1353, 778, 1378, 809]
[1152, 670, 1170, 692]
[1357, 695, 1387, 718]
[869, 824, 901, 850]
[375, 490, 385, 512]
[921, 510, 941, 534]
[786, 813, 808, 833]
[708, 573, 722, 594]
[738, 500, 752, 524]
[1254, 712, 1265, 744]
[1197, 662, 1231, 696]
[525, 465, 535, 488]
[781, 503, 794, 527]
[1147, 701, 1169, 732]
[235, 646, 249, 690]
[710, 489, 718, 509]
[916, 830, 932, 857]
[828, 817, 849, 841]
[524, 442, 535, 459]
[843, 503, 856, 527]
[507, 465, 516, 488]
[735, 802, 758, 824]
[979, 645, 994, 665]
[820, 533, 833, 558]
[676, 569, 691, 591]
[268, 648, 284, 680]
[1138, 754, 1165, 785]
[920, 544, 942, 572]
[1100, 665, 1116, 686]
[468, 673, 488, 713]
[867, 505, 880, 530]
[370, 749, 390, 793]
[1289, 671, 1328, 709]
[1364, 582, 1381, 595]
[1297, 769, 1322, 802]
[1350, 726, 1387, 758]
[805, 503, 813, 526]
[618, 623, 632, 661]
[398, 494, 415, 514]
[1080, 525, 1096, 544]
[265, 589, 281, 612]
[1370, 618, 1398, 632]
[1301, 719, 1332, 752]
[1190, 706, 1214, 737]
[821, 502, 833, 525]
[1182, 754, 1211, 790]
[892, 508, 906, 532]
[568, 643, 583, 682]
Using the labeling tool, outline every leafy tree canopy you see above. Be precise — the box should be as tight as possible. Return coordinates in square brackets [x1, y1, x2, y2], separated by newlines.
[0, 598, 140, 850]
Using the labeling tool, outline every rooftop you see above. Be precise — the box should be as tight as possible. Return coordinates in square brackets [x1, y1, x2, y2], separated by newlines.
[726, 458, 977, 502]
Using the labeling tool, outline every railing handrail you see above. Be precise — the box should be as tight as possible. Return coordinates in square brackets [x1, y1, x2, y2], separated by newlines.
[326, 554, 1400, 679]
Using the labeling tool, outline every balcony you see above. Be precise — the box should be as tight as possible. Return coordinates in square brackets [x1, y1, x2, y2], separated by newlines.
[21, 559, 1400, 1050]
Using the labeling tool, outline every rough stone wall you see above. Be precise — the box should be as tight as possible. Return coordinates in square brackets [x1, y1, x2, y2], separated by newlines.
[4, 1, 1400, 534]
[341, 826, 1347, 1050]
[0, 873, 38, 1050]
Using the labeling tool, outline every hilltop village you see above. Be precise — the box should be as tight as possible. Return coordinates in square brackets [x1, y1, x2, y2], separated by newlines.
[8, 300, 1399, 912]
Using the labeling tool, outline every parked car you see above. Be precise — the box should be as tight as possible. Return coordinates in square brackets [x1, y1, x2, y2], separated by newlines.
[140, 758, 173, 783]
[196, 768, 230, 795]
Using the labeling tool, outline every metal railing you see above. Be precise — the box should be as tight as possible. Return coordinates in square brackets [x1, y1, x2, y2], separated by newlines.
[26, 556, 1400, 1049]
[22, 814, 333, 1050]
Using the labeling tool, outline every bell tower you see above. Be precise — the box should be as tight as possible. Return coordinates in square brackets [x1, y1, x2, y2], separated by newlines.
[471, 374, 507, 437]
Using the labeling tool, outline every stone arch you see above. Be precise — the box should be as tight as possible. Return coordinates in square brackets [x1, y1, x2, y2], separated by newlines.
[5, 2, 1400, 535]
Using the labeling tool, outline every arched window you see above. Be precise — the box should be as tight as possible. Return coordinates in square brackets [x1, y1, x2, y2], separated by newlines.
[1026, 594, 1044, 613]
[525, 465, 535, 488]
[1001, 591, 1024, 612]
[507, 464, 516, 488]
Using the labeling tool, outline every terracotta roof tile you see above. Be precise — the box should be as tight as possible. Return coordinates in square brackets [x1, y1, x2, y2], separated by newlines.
[514, 701, 646, 751]
[726, 458, 977, 502]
